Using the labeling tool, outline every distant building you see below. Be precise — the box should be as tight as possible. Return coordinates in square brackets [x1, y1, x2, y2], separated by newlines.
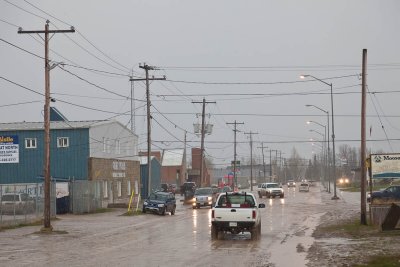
[161, 149, 186, 186]
[189, 148, 210, 186]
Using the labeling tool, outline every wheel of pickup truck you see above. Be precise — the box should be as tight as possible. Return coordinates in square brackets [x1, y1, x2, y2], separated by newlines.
[211, 225, 218, 240]
[171, 206, 176, 215]
[161, 207, 166, 216]
[251, 225, 260, 240]
[280, 194, 284, 198]
[258, 192, 262, 198]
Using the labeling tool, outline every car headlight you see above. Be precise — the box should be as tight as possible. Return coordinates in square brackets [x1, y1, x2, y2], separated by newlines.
[143, 201, 148, 205]
[345, 178, 349, 183]
[157, 204, 165, 207]
[207, 196, 212, 200]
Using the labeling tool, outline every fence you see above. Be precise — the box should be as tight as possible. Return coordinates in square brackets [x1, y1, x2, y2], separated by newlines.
[70, 180, 103, 214]
[0, 183, 56, 227]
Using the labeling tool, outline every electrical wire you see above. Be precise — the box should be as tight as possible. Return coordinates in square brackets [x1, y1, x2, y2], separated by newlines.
[0, 18, 20, 28]
[367, 86, 394, 152]
[0, 100, 42, 108]
[0, 38, 44, 60]
[4, 0, 47, 21]
[16, 0, 134, 74]
[57, 66, 145, 101]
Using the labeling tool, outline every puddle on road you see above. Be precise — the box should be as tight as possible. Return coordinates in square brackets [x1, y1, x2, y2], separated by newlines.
[268, 212, 325, 267]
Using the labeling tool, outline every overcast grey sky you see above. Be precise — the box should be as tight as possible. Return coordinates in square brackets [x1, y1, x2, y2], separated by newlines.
[1, 0, 400, 167]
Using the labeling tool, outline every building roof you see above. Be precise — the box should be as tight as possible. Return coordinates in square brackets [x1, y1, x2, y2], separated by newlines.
[139, 156, 157, 165]
[0, 120, 112, 131]
[162, 149, 184, 167]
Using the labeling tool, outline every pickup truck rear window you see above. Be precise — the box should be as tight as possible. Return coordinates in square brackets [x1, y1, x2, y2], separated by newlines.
[216, 195, 255, 208]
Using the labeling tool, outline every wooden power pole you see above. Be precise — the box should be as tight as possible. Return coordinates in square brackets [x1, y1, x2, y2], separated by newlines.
[226, 121, 244, 190]
[360, 49, 368, 225]
[18, 21, 75, 231]
[192, 98, 215, 186]
[244, 131, 258, 191]
[137, 63, 166, 197]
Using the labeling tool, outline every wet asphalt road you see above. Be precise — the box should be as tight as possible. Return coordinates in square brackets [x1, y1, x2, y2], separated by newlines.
[0, 184, 335, 267]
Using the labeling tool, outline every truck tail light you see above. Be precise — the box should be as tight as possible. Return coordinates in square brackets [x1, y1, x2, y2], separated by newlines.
[252, 210, 256, 219]
[212, 210, 215, 219]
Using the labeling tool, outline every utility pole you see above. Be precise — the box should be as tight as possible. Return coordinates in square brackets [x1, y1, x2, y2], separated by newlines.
[269, 149, 272, 182]
[18, 21, 75, 232]
[129, 75, 135, 133]
[360, 49, 368, 225]
[138, 63, 166, 197]
[226, 121, 244, 190]
[258, 143, 267, 182]
[244, 131, 258, 191]
[192, 98, 216, 187]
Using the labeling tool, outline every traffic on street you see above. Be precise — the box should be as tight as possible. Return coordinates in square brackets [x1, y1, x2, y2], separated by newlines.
[0, 183, 343, 267]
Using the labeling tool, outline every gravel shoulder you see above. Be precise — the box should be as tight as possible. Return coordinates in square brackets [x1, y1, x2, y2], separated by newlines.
[307, 189, 400, 267]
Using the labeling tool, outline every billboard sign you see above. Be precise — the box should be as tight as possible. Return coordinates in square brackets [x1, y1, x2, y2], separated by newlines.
[0, 135, 19, 163]
[371, 153, 400, 178]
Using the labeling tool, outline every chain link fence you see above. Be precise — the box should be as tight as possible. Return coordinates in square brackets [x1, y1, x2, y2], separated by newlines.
[70, 180, 103, 214]
[0, 183, 56, 227]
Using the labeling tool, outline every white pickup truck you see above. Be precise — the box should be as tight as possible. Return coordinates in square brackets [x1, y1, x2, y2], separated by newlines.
[211, 192, 265, 240]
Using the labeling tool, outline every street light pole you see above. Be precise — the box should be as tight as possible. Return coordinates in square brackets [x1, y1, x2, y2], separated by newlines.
[302, 75, 338, 200]
[306, 105, 331, 193]
[307, 122, 327, 188]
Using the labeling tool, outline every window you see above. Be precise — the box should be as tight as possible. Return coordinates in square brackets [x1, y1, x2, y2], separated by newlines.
[103, 137, 106, 152]
[117, 181, 122, 197]
[103, 180, 108, 198]
[25, 138, 37, 149]
[57, 137, 69, 148]
[115, 140, 120, 154]
[127, 180, 131, 196]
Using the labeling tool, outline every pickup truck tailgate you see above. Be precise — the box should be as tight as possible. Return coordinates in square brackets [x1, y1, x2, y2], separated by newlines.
[213, 206, 255, 222]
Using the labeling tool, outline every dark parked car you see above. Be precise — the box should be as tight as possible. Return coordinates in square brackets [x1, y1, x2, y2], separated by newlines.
[142, 191, 176, 215]
[368, 185, 400, 203]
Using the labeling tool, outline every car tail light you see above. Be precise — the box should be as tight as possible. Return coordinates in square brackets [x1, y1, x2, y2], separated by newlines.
[252, 210, 256, 219]
[212, 210, 215, 219]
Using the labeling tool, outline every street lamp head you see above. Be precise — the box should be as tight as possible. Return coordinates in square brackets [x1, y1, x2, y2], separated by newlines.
[300, 75, 309, 79]
[306, 121, 311, 125]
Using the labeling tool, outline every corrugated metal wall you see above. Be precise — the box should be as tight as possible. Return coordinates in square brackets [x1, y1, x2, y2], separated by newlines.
[0, 129, 89, 184]
[140, 158, 161, 198]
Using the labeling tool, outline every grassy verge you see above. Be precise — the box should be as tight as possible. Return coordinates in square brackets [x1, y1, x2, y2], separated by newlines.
[354, 255, 400, 267]
[317, 219, 380, 238]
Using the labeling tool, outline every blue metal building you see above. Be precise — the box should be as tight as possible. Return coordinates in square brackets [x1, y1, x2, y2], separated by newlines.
[139, 156, 161, 198]
[0, 119, 139, 184]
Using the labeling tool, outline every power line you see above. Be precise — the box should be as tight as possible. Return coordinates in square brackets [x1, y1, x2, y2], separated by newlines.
[0, 18, 20, 28]
[17, 0, 133, 73]
[0, 38, 44, 60]
[4, 0, 47, 21]
[57, 66, 145, 101]
[0, 100, 42, 108]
